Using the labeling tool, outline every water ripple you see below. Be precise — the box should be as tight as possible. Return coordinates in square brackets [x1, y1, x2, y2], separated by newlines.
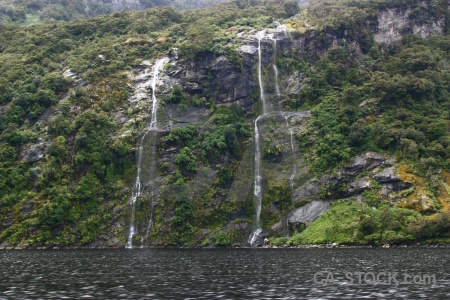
[0, 248, 448, 299]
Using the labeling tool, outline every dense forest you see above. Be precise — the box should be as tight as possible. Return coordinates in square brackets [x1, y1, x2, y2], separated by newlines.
[0, 0, 449, 248]
[0, 0, 229, 24]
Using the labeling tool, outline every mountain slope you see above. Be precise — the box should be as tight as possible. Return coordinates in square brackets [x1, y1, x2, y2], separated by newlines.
[0, 0, 449, 248]
[0, 0, 230, 24]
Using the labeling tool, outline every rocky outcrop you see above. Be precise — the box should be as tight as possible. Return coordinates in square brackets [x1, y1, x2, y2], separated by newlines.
[373, 167, 401, 183]
[157, 25, 293, 109]
[345, 152, 389, 176]
[347, 177, 372, 195]
[288, 200, 330, 226]
[166, 53, 257, 107]
[375, 3, 446, 46]
[292, 152, 397, 203]
[21, 140, 47, 163]
[275, 152, 417, 231]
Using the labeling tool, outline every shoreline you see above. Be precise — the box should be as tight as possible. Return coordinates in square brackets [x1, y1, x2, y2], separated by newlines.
[1, 243, 449, 250]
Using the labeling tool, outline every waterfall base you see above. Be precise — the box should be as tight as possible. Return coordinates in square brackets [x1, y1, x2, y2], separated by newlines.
[248, 228, 269, 247]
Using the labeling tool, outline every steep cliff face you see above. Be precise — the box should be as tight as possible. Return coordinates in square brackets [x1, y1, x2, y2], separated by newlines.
[119, 1, 448, 247]
[166, 54, 256, 107]
[374, 2, 446, 45]
[0, 0, 449, 249]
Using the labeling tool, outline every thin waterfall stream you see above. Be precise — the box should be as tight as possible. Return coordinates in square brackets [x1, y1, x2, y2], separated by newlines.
[257, 34, 267, 115]
[273, 64, 281, 98]
[126, 57, 169, 249]
[283, 115, 297, 188]
[249, 115, 263, 245]
[248, 32, 267, 246]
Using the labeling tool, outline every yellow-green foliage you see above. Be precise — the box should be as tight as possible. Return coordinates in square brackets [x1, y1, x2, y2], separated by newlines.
[289, 200, 422, 245]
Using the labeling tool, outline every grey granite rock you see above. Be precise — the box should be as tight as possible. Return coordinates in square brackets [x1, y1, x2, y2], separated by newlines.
[288, 201, 331, 226]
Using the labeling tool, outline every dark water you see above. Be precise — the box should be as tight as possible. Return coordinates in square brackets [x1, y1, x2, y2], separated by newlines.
[0, 248, 449, 299]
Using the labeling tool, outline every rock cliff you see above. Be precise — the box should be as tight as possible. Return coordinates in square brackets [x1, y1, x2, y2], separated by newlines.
[0, 0, 449, 248]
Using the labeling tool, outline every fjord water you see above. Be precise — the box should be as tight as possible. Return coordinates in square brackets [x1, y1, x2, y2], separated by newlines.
[1, 248, 448, 299]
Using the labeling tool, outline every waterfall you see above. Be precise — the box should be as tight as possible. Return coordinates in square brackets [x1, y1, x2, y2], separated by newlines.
[248, 27, 296, 245]
[253, 115, 263, 229]
[126, 57, 169, 249]
[248, 32, 268, 246]
[271, 35, 281, 107]
[248, 228, 263, 246]
[284, 115, 297, 188]
[257, 33, 267, 114]
[274, 21, 287, 34]
[288, 128, 297, 185]
[273, 64, 281, 98]
[150, 58, 169, 127]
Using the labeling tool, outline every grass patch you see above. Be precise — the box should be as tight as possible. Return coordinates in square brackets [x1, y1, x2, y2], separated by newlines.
[289, 200, 424, 245]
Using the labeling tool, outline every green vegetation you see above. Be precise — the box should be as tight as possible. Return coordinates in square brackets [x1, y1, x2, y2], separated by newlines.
[296, 35, 450, 177]
[0, 0, 449, 247]
[292, 0, 449, 31]
[203, 230, 232, 247]
[164, 104, 250, 172]
[290, 201, 416, 244]
[154, 104, 252, 245]
[282, 0, 450, 246]
[288, 201, 450, 245]
[0, 0, 228, 24]
[0, 0, 299, 246]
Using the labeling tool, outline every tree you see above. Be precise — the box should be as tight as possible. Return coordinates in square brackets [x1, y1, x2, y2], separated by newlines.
[175, 147, 198, 173]
[48, 136, 69, 163]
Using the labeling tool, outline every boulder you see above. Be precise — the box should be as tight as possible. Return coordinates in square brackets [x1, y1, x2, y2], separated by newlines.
[347, 176, 371, 195]
[293, 181, 321, 202]
[21, 143, 46, 163]
[248, 228, 269, 247]
[288, 200, 330, 226]
[345, 152, 386, 176]
[373, 167, 401, 183]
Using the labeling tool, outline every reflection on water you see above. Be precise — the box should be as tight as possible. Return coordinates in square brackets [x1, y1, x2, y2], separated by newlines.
[0, 248, 448, 299]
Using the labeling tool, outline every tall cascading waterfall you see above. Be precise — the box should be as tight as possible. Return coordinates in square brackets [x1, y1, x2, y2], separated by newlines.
[126, 57, 169, 249]
[248, 33, 268, 246]
[248, 24, 297, 245]
[288, 128, 297, 185]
